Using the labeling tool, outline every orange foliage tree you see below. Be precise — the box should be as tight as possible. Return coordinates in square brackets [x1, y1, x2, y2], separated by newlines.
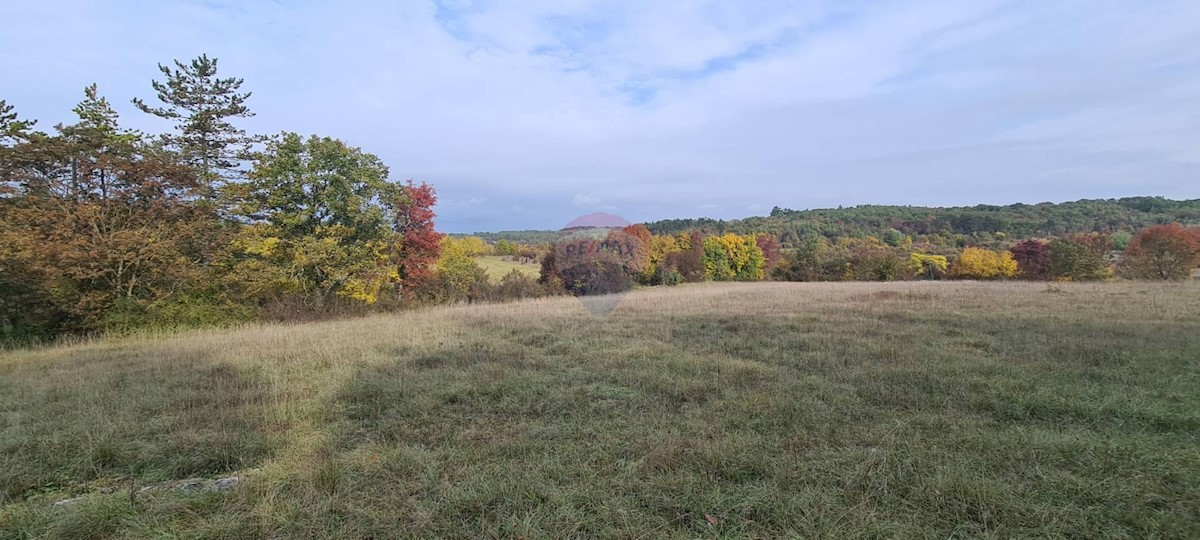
[1122, 223, 1200, 280]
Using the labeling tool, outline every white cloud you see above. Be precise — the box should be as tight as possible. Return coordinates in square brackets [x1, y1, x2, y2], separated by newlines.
[1, 0, 1197, 232]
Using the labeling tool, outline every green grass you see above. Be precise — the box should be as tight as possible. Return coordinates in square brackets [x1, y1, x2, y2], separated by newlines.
[1, 281, 1198, 538]
[476, 255, 540, 280]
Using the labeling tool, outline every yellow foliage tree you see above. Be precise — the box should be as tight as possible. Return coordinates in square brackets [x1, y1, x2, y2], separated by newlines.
[952, 247, 1018, 279]
[703, 233, 765, 281]
[909, 253, 949, 279]
[440, 236, 490, 258]
[642, 234, 684, 283]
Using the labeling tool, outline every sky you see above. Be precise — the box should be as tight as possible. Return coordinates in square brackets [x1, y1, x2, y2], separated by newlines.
[2, 0, 1198, 232]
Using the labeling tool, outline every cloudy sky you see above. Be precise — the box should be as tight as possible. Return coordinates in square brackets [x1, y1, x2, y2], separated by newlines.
[2, 1, 1197, 232]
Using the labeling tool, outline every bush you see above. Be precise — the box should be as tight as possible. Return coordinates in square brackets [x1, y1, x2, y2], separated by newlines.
[652, 265, 684, 286]
[557, 252, 633, 296]
[479, 270, 558, 301]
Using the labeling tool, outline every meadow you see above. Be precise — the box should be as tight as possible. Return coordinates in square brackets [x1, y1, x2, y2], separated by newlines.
[475, 255, 542, 280]
[1, 281, 1198, 539]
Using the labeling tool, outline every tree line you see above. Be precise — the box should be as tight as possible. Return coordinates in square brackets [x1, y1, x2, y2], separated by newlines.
[516, 222, 1200, 296]
[5, 55, 1198, 342]
[644, 197, 1200, 249]
[1, 55, 442, 342]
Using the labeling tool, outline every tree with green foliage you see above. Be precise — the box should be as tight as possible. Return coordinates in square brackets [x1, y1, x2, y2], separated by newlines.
[0, 100, 37, 144]
[495, 239, 517, 256]
[133, 54, 258, 190]
[1049, 235, 1111, 281]
[225, 133, 404, 309]
[433, 248, 489, 302]
[703, 233, 765, 281]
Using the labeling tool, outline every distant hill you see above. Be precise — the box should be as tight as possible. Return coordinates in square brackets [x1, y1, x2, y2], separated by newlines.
[563, 212, 630, 229]
[468, 197, 1200, 248]
[646, 196, 1200, 248]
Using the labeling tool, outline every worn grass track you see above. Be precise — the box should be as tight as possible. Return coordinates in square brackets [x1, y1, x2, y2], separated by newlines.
[2, 281, 1198, 538]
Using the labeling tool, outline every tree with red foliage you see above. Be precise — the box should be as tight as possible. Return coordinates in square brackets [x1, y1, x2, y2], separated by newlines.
[621, 223, 652, 245]
[1122, 223, 1200, 280]
[1010, 239, 1052, 280]
[755, 233, 783, 276]
[670, 231, 706, 282]
[392, 180, 442, 297]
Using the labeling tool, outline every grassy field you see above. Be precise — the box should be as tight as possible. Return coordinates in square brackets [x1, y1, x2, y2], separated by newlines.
[1, 281, 1198, 538]
[476, 255, 541, 280]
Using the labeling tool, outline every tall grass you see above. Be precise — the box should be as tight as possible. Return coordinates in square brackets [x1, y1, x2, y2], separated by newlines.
[2, 281, 1198, 538]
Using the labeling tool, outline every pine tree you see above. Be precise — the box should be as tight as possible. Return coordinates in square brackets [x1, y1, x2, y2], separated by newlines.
[58, 84, 139, 201]
[132, 54, 258, 190]
[0, 100, 37, 144]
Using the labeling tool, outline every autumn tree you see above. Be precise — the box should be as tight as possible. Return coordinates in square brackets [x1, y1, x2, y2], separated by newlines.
[226, 133, 404, 309]
[1010, 239, 1052, 280]
[669, 231, 706, 282]
[642, 233, 685, 284]
[0, 86, 222, 333]
[392, 180, 442, 297]
[547, 237, 630, 295]
[703, 233, 765, 281]
[909, 253, 948, 280]
[755, 233, 783, 276]
[133, 54, 259, 191]
[772, 235, 830, 281]
[621, 223, 653, 245]
[541, 228, 647, 295]
[433, 247, 488, 302]
[1049, 234, 1111, 281]
[846, 237, 911, 281]
[1121, 223, 1200, 280]
[441, 236, 490, 258]
[952, 247, 1018, 279]
[495, 239, 517, 256]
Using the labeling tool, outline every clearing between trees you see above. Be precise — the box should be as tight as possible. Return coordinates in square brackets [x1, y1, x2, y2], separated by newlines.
[1, 281, 1198, 538]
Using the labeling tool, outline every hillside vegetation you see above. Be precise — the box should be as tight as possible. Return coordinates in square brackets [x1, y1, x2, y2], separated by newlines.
[2, 281, 1198, 538]
[648, 197, 1200, 247]
[474, 197, 1200, 248]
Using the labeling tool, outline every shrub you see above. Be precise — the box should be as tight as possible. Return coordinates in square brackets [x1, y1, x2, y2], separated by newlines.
[432, 252, 488, 302]
[558, 253, 632, 296]
[652, 265, 684, 286]
[479, 269, 555, 301]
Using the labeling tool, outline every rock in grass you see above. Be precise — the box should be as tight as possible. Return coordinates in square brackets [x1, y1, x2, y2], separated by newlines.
[213, 476, 242, 491]
[177, 479, 206, 492]
[52, 495, 88, 508]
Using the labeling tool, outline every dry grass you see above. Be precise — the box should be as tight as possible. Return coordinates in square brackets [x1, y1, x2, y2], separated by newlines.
[1, 281, 1199, 538]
